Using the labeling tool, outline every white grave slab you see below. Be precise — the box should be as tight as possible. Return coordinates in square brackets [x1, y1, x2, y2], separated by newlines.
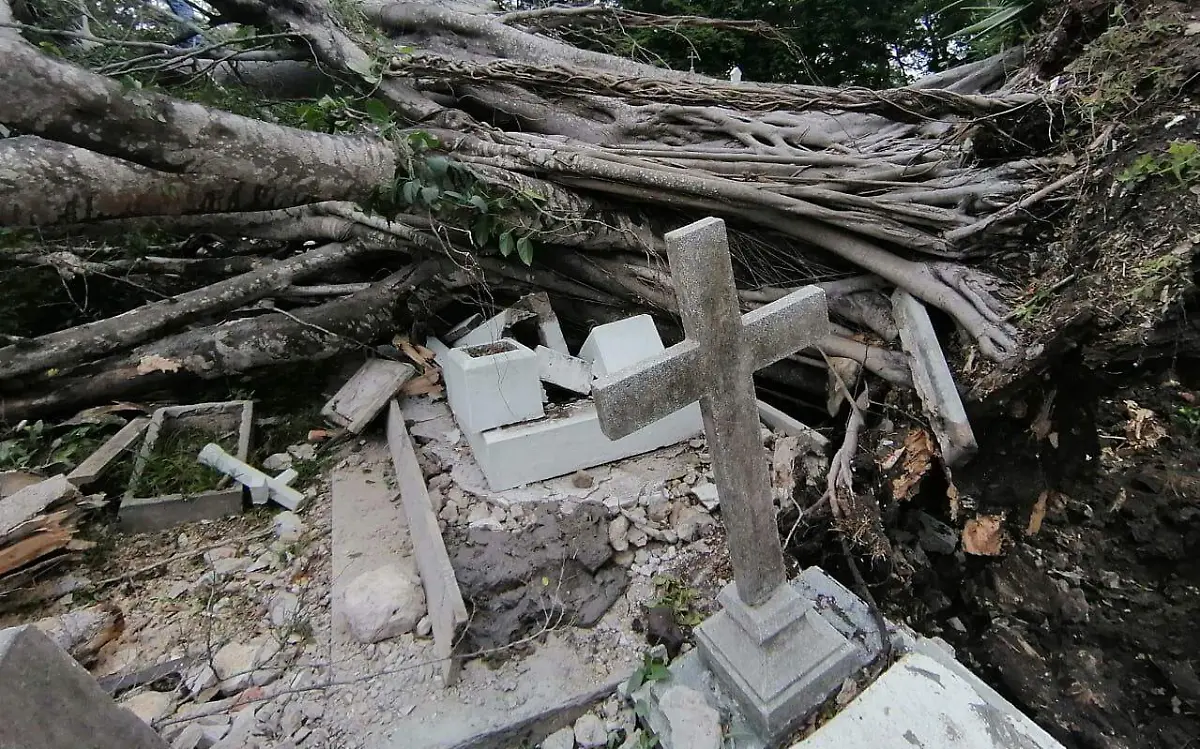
[796, 650, 1063, 749]
[579, 314, 666, 377]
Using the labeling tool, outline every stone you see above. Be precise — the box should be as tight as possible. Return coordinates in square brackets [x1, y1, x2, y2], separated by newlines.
[537, 346, 593, 395]
[799, 651, 1064, 748]
[416, 616, 433, 637]
[627, 526, 648, 548]
[210, 704, 258, 749]
[184, 663, 217, 695]
[321, 358, 415, 433]
[66, 417, 150, 488]
[573, 713, 608, 748]
[572, 470, 595, 489]
[608, 515, 630, 552]
[286, 443, 317, 462]
[688, 482, 720, 511]
[120, 690, 175, 726]
[674, 507, 715, 543]
[262, 453, 292, 472]
[342, 564, 427, 644]
[579, 314, 667, 377]
[269, 591, 300, 628]
[0, 625, 169, 749]
[272, 511, 304, 543]
[443, 338, 544, 433]
[212, 641, 260, 693]
[651, 685, 722, 749]
[756, 400, 830, 453]
[541, 726, 575, 749]
[593, 217, 861, 745]
[892, 290, 977, 467]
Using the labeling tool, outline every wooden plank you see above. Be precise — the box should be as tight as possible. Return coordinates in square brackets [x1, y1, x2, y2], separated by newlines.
[67, 417, 150, 488]
[323, 360, 415, 433]
[386, 399, 467, 686]
[0, 475, 77, 538]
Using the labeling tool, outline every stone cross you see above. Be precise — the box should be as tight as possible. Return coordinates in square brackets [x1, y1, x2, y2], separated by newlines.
[593, 217, 829, 607]
[593, 218, 863, 743]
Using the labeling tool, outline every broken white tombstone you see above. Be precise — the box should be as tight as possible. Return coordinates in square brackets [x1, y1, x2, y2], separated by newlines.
[454, 306, 537, 349]
[520, 291, 571, 355]
[578, 314, 666, 377]
[537, 345, 592, 395]
[442, 338, 544, 433]
[593, 217, 863, 744]
[892, 290, 978, 467]
[198, 444, 304, 511]
[322, 358, 415, 434]
[342, 563, 427, 644]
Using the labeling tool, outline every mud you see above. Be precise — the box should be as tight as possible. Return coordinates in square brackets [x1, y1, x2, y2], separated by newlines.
[449, 502, 628, 655]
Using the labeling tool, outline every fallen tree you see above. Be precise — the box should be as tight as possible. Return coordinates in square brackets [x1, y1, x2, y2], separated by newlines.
[0, 0, 1073, 423]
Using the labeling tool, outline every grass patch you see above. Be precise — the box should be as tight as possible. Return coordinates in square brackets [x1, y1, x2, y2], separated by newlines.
[133, 427, 233, 497]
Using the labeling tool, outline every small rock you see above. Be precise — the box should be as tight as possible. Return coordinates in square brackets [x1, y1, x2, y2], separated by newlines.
[211, 557, 251, 576]
[184, 663, 217, 695]
[627, 526, 648, 548]
[287, 443, 317, 462]
[307, 429, 329, 442]
[688, 438, 704, 449]
[948, 617, 968, 634]
[613, 550, 635, 567]
[343, 564, 427, 643]
[213, 641, 260, 693]
[675, 507, 715, 543]
[572, 470, 595, 489]
[541, 726, 575, 749]
[120, 690, 174, 725]
[1058, 585, 1090, 623]
[609, 515, 630, 552]
[262, 453, 293, 472]
[647, 496, 672, 525]
[689, 482, 720, 511]
[465, 503, 491, 525]
[656, 685, 721, 749]
[204, 546, 236, 563]
[269, 591, 300, 628]
[416, 615, 432, 638]
[573, 712, 608, 748]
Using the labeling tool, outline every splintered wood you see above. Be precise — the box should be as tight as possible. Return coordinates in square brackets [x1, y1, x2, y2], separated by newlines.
[323, 359, 416, 433]
[0, 475, 85, 596]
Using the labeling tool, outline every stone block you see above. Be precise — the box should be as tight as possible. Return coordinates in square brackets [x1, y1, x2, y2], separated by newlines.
[464, 399, 703, 491]
[454, 307, 536, 349]
[321, 359, 415, 434]
[797, 650, 1064, 749]
[0, 624, 168, 749]
[578, 314, 666, 377]
[442, 338, 544, 433]
[536, 346, 592, 395]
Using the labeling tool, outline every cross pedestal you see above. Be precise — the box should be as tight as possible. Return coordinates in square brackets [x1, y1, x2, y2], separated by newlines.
[594, 218, 864, 745]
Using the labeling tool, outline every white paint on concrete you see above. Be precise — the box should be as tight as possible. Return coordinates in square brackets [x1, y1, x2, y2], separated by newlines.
[441, 338, 544, 433]
[455, 308, 535, 349]
[465, 399, 703, 491]
[537, 346, 593, 395]
[756, 400, 829, 453]
[578, 315, 667, 377]
[796, 651, 1064, 749]
[197, 444, 304, 510]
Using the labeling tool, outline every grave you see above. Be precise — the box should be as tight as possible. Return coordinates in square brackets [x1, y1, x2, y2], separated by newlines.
[594, 217, 1066, 749]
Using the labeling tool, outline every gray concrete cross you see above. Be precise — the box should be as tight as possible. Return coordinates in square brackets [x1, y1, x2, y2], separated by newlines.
[593, 217, 829, 607]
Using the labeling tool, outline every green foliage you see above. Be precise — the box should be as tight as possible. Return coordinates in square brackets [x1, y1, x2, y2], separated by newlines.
[0, 420, 107, 473]
[941, 1, 1045, 56]
[651, 575, 704, 627]
[1173, 406, 1200, 442]
[133, 427, 229, 497]
[626, 650, 672, 693]
[1069, 9, 1186, 118]
[1117, 141, 1200, 186]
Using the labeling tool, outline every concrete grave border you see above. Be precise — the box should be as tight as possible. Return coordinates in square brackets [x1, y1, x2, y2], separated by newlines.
[119, 401, 252, 533]
[441, 338, 544, 434]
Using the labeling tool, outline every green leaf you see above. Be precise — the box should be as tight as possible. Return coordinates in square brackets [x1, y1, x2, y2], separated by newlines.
[402, 180, 421, 204]
[425, 156, 450, 178]
[471, 215, 493, 246]
[363, 99, 391, 125]
[420, 185, 440, 205]
[347, 57, 381, 84]
[468, 195, 490, 214]
[407, 131, 440, 151]
[516, 236, 534, 266]
[644, 661, 671, 683]
[442, 190, 465, 202]
[499, 231, 515, 257]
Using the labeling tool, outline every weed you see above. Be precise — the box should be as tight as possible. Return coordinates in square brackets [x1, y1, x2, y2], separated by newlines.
[1126, 249, 1189, 304]
[626, 650, 672, 693]
[650, 575, 704, 627]
[0, 419, 107, 473]
[1173, 405, 1200, 441]
[1117, 141, 1200, 186]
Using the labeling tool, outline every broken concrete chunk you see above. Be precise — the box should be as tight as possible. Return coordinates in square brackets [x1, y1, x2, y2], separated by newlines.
[321, 359, 416, 434]
[688, 482, 720, 511]
[578, 314, 665, 377]
[262, 453, 292, 472]
[573, 713, 608, 748]
[536, 346, 593, 395]
[67, 417, 150, 488]
[198, 444, 304, 511]
[273, 511, 304, 543]
[520, 292, 571, 355]
[756, 400, 830, 454]
[649, 685, 723, 749]
[892, 290, 978, 467]
[609, 515, 630, 552]
[542, 727, 575, 749]
[342, 564, 427, 644]
[454, 307, 537, 349]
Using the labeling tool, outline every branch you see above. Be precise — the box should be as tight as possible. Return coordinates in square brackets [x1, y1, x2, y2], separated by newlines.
[499, 6, 776, 34]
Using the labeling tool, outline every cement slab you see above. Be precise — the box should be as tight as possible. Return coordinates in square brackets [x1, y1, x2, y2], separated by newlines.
[465, 399, 703, 491]
[578, 314, 666, 377]
[795, 651, 1064, 749]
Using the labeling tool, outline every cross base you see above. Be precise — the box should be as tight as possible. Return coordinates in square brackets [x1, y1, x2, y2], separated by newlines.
[695, 582, 864, 745]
